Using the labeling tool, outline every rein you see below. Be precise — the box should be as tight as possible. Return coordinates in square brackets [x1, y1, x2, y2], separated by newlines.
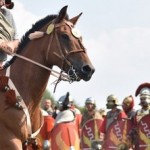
[11, 53, 69, 81]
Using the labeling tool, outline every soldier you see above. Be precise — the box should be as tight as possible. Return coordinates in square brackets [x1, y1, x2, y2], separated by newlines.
[55, 92, 76, 125]
[100, 94, 127, 134]
[100, 94, 127, 149]
[122, 95, 136, 120]
[51, 92, 81, 150]
[56, 92, 82, 136]
[80, 97, 103, 149]
[42, 99, 53, 116]
[80, 97, 103, 128]
[134, 83, 150, 150]
[135, 83, 150, 123]
[122, 95, 136, 149]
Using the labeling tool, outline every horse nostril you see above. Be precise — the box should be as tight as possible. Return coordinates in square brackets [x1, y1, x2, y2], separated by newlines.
[81, 64, 95, 75]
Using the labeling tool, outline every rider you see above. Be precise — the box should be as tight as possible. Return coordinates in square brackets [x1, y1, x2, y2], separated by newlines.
[0, 0, 19, 68]
[80, 97, 103, 128]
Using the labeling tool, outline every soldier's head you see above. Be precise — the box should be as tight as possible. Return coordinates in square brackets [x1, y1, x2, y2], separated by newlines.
[43, 99, 52, 111]
[135, 83, 150, 108]
[122, 95, 134, 113]
[57, 92, 74, 111]
[139, 88, 150, 107]
[85, 97, 96, 111]
[106, 94, 119, 109]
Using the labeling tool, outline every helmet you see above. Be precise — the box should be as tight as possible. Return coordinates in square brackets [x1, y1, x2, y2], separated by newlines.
[135, 83, 150, 107]
[107, 94, 119, 105]
[57, 92, 74, 110]
[139, 88, 150, 107]
[106, 94, 119, 109]
[139, 88, 150, 99]
[122, 95, 134, 112]
[85, 97, 95, 105]
[135, 82, 150, 96]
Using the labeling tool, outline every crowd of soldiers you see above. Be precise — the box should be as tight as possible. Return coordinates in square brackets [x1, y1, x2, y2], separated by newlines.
[40, 82, 150, 150]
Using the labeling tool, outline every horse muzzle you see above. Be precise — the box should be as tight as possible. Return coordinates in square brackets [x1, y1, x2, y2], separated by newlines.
[80, 64, 95, 81]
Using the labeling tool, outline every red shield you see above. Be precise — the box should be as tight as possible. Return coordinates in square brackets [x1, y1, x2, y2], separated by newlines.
[50, 122, 80, 150]
[38, 116, 54, 142]
[103, 119, 133, 150]
[137, 114, 150, 150]
[81, 119, 103, 149]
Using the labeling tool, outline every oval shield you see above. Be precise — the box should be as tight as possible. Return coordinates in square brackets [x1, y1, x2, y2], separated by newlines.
[50, 122, 80, 150]
[137, 114, 150, 150]
[81, 119, 103, 149]
[103, 119, 133, 150]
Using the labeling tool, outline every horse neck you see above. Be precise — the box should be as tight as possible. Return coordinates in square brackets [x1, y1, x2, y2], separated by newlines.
[10, 44, 51, 107]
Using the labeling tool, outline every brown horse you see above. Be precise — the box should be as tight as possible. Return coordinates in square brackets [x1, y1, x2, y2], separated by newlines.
[0, 6, 95, 150]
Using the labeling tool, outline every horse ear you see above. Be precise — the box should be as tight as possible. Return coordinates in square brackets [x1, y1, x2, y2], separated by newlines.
[57, 5, 68, 23]
[70, 13, 83, 25]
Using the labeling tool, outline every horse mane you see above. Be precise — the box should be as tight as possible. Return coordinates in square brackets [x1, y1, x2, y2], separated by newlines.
[3, 13, 69, 69]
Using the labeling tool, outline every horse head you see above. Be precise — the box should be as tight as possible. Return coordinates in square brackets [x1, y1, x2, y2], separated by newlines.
[32, 6, 95, 82]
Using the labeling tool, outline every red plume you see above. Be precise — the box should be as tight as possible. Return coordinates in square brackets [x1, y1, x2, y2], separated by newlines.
[135, 82, 150, 96]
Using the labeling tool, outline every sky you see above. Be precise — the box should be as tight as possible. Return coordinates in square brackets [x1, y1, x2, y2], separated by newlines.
[11, 0, 150, 109]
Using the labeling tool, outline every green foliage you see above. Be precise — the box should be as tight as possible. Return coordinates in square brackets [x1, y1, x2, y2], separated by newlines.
[73, 100, 85, 113]
[78, 106, 86, 113]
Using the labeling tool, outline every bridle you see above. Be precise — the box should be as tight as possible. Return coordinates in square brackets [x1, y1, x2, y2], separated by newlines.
[45, 19, 86, 83]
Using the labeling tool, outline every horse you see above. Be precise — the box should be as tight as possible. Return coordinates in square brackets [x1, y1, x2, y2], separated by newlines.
[0, 5, 95, 150]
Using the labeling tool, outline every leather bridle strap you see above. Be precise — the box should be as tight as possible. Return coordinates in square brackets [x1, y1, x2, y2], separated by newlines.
[53, 28, 86, 70]
[45, 20, 86, 71]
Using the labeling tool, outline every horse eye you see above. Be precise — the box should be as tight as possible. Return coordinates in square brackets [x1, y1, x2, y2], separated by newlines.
[62, 34, 70, 40]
